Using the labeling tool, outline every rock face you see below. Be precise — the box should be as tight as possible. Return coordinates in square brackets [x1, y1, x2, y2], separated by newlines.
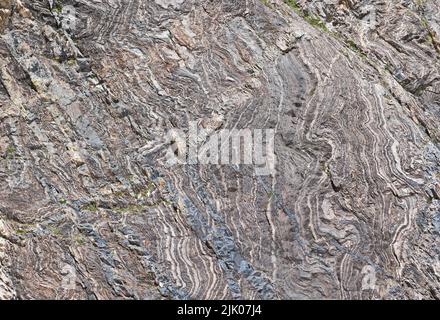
[0, 0, 439, 300]
[0, 0, 12, 33]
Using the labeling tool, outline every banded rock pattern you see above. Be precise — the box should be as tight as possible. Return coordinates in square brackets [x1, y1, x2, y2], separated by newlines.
[0, 0, 439, 299]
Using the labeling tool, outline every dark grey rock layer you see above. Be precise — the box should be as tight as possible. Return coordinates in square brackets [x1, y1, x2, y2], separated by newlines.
[0, 0, 439, 299]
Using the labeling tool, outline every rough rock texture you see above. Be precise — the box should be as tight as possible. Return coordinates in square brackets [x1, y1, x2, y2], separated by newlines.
[0, 0, 439, 299]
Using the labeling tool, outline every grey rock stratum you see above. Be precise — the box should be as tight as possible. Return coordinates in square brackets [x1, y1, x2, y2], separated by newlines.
[0, 0, 440, 299]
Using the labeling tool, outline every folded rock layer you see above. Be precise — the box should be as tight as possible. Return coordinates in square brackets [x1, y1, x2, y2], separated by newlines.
[0, 0, 439, 299]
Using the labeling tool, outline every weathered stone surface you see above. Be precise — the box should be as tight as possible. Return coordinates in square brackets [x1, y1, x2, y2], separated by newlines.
[0, 0, 439, 299]
[0, 0, 12, 33]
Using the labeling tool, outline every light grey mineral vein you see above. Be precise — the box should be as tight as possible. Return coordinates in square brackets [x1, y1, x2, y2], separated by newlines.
[0, 0, 440, 300]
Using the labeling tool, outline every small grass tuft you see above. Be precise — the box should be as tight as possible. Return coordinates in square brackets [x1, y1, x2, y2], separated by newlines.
[6, 145, 15, 158]
[284, 0, 328, 32]
[82, 202, 98, 212]
[260, 0, 273, 9]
